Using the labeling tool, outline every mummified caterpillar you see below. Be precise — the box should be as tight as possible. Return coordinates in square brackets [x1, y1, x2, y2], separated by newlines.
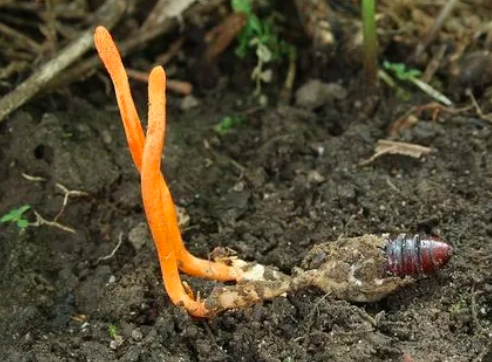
[383, 234, 453, 278]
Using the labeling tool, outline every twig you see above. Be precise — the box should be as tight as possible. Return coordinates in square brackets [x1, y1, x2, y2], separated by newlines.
[409, 77, 453, 106]
[21, 173, 46, 182]
[0, 0, 128, 124]
[385, 178, 402, 194]
[32, 210, 76, 234]
[410, 0, 461, 61]
[155, 36, 185, 65]
[422, 44, 447, 83]
[204, 12, 247, 62]
[48, 0, 226, 91]
[97, 233, 124, 262]
[140, 0, 198, 31]
[0, 20, 41, 54]
[466, 89, 492, 123]
[388, 102, 474, 135]
[126, 69, 193, 96]
[378, 69, 410, 100]
[360, 140, 432, 166]
[0, 61, 29, 81]
[21, 177, 88, 232]
[279, 48, 297, 105]
[54, 183, 89, 222]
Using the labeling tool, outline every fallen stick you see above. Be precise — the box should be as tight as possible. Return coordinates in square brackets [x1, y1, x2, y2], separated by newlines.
[0, 0, 128, 124]
[126, 68, 193, 96]
[47, 0, 226, 91]
[360, 139, 432, 166]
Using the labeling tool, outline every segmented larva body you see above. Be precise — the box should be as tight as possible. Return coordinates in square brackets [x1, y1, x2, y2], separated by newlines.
[383, 234, 453, 278]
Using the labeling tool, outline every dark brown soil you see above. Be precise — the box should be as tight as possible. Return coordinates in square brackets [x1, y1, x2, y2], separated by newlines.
[1, 40, 492, 362]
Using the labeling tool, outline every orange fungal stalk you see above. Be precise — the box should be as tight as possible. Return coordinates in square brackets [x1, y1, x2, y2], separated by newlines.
[142, 66, 208, 317]
[94, 26, 238, 283]
[93, 26, 294, 318]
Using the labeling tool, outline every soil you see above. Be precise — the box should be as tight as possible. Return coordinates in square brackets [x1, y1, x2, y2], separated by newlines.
[1, 31, 492, 362]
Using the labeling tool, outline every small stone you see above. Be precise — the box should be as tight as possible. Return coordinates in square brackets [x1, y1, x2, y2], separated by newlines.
[180, 95, 200, 111]
[131, 328, 143, 341]
[307, 170, 325, 183]
[109, 335, 124, 350]
[232, 181, 245, 192]
[128, 222, 150, 251]
[295, 80, 347, 110]
[101, 129, 112, 145]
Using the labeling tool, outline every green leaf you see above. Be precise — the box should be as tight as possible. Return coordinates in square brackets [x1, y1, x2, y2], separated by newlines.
[231, 0, 251, 14]
[0, 213, 15, 223]
[215, 116, 245, 135]
[383, 61, 421, 81]
[248, 15, 263, 35]
[16, 205, 31, 215]
[16, 219, 29, 229]
[1, 205, 30, 223]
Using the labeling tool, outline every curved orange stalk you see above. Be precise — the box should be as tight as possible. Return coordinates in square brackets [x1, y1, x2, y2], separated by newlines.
[143, 66, 209, 317]
[94, 26, 144, 169]
[94, 26, 238, 282]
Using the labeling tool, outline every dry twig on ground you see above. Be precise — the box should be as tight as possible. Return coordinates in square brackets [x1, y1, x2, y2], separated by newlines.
[126, 69, 193, 96]
[360, 140, 432, 166]
[48, 0, 226, 91]
[0, 0, 128, 124]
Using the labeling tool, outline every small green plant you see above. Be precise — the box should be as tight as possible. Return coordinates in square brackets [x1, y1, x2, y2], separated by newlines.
[232, 0, 294, 95]
[383, 61, 452, 106]
[108, 324, 119, 340]
[362, 0, 378, 88]
[214, 115, 245, 135]
[1, 205, 31, 229]
[383, 61, 422, 81]
[449, 292, 470, 314]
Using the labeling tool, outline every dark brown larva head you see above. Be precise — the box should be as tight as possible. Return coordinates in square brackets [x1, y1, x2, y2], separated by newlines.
[383, 234, 453, 278]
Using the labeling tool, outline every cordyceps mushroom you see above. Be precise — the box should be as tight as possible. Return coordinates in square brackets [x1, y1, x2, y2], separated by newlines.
[93, 26, 453, 318]
[143, 66, 212, 316]
[94, 26, 238, 283]
[93, 26, 292, 317]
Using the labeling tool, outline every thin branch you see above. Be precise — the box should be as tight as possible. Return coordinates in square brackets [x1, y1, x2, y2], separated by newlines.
[410, 0, 461, 61]
[0, 0, 128, 124]
[32, 210, 76, 234]
[48, 0, 226, 90]
[0, 20, 41, 54]
[97, 233, 124, 262]
[360, 140, 432, 166]
[54, 183, 89, 222]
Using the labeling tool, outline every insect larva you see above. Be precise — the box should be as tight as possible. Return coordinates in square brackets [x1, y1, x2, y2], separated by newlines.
[383, 234, 453, 278]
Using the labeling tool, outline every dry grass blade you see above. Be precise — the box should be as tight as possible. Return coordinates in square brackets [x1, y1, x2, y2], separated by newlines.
[360, 140, 432, 165]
